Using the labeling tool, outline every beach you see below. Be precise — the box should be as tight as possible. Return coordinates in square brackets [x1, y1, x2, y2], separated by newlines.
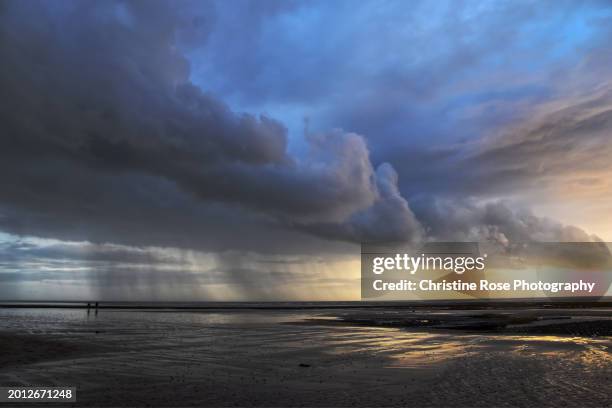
[0, 304, 611, 407]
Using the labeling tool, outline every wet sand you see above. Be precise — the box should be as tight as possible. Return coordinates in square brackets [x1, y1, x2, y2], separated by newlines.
[0, 306, 610, 407]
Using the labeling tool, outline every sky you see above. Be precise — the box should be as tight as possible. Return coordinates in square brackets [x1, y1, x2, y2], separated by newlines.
[1, 0, 612, 301]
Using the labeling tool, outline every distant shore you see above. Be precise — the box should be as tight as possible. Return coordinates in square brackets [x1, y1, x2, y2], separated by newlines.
[0, 297, 611, 310]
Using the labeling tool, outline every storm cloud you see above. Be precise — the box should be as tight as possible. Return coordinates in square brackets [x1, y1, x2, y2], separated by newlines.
[0, 0, 421, 251]
[1, 0, 611, 300]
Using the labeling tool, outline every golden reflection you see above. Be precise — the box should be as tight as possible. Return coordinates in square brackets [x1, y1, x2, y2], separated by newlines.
[316, 325, 612, 369]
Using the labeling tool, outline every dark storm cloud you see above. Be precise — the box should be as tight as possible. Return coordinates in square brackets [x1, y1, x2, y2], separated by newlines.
[0, 0, 423, 250]
[1, 0, 611, 303]
[0, 0, 605, 254]
[303, 163, 423, 243]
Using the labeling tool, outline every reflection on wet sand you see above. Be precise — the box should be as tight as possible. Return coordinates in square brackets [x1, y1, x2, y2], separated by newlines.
[0, 307, 610, 407]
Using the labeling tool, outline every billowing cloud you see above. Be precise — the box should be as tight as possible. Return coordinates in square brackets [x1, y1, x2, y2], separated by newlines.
[0, 0, 421, 251]
[1, 0, 611, 300]
[411, 198, 602, 244]
[304, 163, 424, 244]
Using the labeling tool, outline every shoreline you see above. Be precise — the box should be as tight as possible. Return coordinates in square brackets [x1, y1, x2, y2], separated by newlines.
[0, 306, 610, 407]
[0, 297, 611, 311]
